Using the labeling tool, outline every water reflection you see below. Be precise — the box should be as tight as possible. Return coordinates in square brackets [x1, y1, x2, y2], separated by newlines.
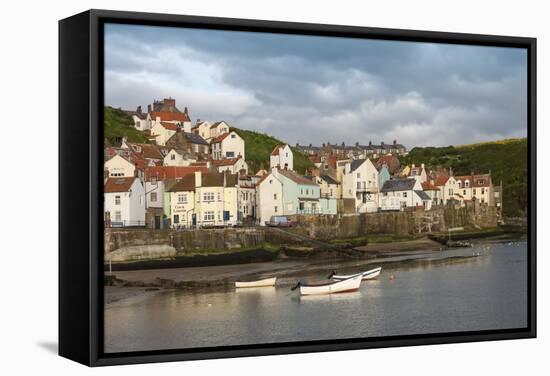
[105, 242, 528, 353]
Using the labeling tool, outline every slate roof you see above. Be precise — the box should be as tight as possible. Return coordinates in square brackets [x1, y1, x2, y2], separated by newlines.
[415, 190, 431, 201]
[277, 168, 317, 186]
[184, 132, 209, 145]
[381, 178, 417, 192]
[349, 159, 366, 172]
[319, 175, 339, 185]
[104, 177, 137, 193]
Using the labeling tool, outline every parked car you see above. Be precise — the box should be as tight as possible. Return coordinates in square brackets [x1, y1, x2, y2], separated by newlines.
[265, 216, 297, 227]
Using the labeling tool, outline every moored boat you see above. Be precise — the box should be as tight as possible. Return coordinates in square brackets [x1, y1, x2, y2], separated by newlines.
[235, 277, 277, 288]
[329, 266, 382, 281]
[291, 274, 362, 296]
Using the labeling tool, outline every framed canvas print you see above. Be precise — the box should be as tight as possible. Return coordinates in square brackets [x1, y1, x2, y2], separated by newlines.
[59, 9, 536, 366]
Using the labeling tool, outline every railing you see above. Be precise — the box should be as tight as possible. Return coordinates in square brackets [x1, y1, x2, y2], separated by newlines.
[106, 220, 146, 228]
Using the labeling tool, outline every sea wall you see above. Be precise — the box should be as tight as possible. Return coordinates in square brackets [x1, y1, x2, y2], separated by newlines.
[104, 206, 498, 260]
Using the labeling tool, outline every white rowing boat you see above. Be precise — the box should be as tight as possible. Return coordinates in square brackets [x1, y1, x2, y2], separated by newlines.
[329, 267, 382, 281]
[235, 277, 277, 288]
[291, 274, 363, 296]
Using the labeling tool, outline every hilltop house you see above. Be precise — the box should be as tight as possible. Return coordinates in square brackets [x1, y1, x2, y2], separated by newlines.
[342, 158, 379, 213]
[123, 106, 152, 131]
[192, 121, 212, 139]
[255, 171, 283, 225]
[379, 178, 428, 211]
[149, 98, 192, 133]
[209, 121, 231, 140]
[270, 144, 293, 171]
[211, 131, 245, 160]
[104, 177, 145, 227]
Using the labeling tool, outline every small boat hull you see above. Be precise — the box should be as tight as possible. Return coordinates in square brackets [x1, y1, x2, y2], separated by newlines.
[300, 274, 362, 296]
[235, 277, 277, 288]
[332, 267, 382, 281]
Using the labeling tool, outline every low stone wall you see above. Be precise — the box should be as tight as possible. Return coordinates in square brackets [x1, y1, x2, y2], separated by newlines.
[104, 206, 499, 260]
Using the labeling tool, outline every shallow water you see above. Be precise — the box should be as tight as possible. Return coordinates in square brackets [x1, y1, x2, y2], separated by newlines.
[104, 242, 528, 353]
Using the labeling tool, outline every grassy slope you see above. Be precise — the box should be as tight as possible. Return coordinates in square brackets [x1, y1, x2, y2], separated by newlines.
[400, 138, 527, 217]
[104, 106, 149, 145]
[231, 128, 314, 174]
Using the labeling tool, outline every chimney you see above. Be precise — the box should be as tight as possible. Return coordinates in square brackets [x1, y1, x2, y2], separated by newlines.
[136, 106, 142, 114]
[381, 141, 385, 146]
[412, 163, 416, 169]
[309, 143, 312, 148]
[369, 141, 372, 146]
[184, 106, 188, 114]
[296, 143, 299, 147]
[322, 143, 326, 147]
[393, 139, 397, 145]
[342, 142, 345, 147]
[345, 162, 351, 174]
[194, 171, 202, 187]
[421, 163, 425, 169]
[355, 142, 359, 147]
[147, 104, 152, 113]
[164, 97, 176, 108]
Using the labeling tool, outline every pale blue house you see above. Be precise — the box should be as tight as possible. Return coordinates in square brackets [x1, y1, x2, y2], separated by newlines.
[378, 164, 391, 189]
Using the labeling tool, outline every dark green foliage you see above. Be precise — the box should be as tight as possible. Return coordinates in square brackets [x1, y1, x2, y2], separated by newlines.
[401, 139, 527, 217]
[104, 106, 149, 145]
[231, 128, 314, 174]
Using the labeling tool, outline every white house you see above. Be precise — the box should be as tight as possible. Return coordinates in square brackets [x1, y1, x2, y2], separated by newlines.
[104, 154, 136, 178]
[166, 174, 196, 228]
[211, 131, 245, 160]
[212, 156, 248, 175]
[104, 177, 145, 227]
[255, 172, 283, 225]
[150, 122, 178, 146]
[342, 158, 379, 213]
[238, 176, 256, 221]
[270, 144, 293, 171]
[194, 172, 240, 227]
[409, 163, 428, 183]
[192, 121, 212, 139]
[209, 121, 230, 140]
[163, 149, 195, 167]
[379, 178, 426, 211]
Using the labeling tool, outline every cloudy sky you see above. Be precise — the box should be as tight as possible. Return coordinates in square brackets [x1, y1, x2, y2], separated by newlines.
[104, 23, 527, 148]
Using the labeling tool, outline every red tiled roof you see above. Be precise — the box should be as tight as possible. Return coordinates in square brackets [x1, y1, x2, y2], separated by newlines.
[210, 132, 231, 143]
[145, 166, 208, 182]
[212, 156, 243, 167]
[454, 174, 492, 188]
[151, 111, 190, 123]
[421, 181, 439, 191]
[104, 177, 137, 193]
[309, 154, 322, 163]
[434, 175, 449, 187]
[161, 122, 179, 131]
[271, 144, 288, 156]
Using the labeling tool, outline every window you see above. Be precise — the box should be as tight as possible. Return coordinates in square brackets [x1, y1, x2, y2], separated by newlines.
[218, 211, 221, 221]
[178, 193, 187, 204]
[115, 196, 121, 205]
[465, 180, 470, 188]
[226, 152, 235, 158]
[403, 192, 407, 198]
[171, 154, 176, 160]
[231, 134, 236, 138]
[217, 192, 222, 201]
[203, 192, 215, 202]
[173, 214, 179, 224]
[274, 206, 278, 213]
[151, 177, 157, 186]
[204, 211, 215, 221]
[151, 192, 157, 202]
[473, 189, 477, 195]
[357, 173, 361, 178]
[115, 211, 121, 222]
[481, 188, 485, 195]
[357, 182, 361, 189]
[463, 190, 466, 195]
[273, 193, 277, 200]
[306, 189, 309, 195]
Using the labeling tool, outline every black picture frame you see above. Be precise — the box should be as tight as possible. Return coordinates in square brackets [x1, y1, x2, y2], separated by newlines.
[59, 9, 537, 367]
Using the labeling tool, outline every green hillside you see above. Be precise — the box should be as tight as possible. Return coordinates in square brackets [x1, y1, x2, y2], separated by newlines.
[104, 106, 149, 145]
[231, 128, 314, 174]
[400, 138, 528, 217]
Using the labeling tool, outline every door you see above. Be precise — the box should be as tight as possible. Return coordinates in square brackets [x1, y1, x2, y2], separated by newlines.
[154, 215, 161, 229]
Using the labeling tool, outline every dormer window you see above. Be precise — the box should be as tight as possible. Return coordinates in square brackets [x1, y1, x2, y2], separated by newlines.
[465, 180, 470, 188]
